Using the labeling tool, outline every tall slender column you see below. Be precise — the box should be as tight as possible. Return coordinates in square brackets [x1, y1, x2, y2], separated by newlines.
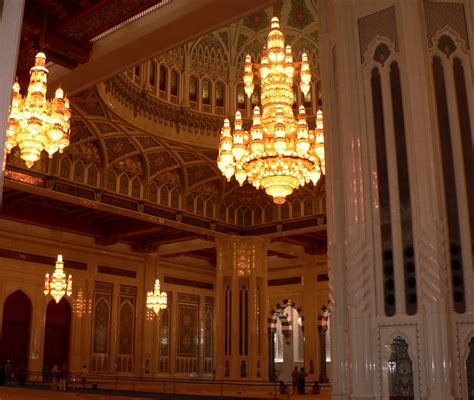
[140, 254, 158, 376]
[215, 236, 268, 380]
[319, 1, 379, 398]
[318, 326, 329, 383]
[317, 1, 349, 398]
[0, 0, 24, 198]
[302, 253, 317, 378]
[397, 1, 454, 398]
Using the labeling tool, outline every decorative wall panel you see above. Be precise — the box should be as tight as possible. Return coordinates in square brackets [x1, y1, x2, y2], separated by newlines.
[424, 2, 469, 49]
[358, 7, 398, 63]
[91, 281, 113, 372]
[204, 296, 214, 374]
[117, 285, 136, 373]
[176, 293, 199, 374]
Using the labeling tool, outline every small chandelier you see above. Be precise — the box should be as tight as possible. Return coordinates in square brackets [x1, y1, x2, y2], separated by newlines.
[146, 278, 167, 315]
[217, 17, 325, 204]
[44, 254, 73, 304]
[6, 52, 71, 168]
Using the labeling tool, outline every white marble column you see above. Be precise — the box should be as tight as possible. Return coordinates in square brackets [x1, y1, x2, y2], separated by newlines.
[0, 0, 24, 197]
[317, 0, 350, 397]
[397, 1, 455, 398]
[319, 0, 380, 398]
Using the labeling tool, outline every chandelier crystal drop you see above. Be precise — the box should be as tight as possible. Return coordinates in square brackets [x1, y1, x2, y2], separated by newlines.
[6, 52, 71, 168]
[44, 254, 73, 304]
[146, 278, 168, 315]
[217, 17, 325, 204]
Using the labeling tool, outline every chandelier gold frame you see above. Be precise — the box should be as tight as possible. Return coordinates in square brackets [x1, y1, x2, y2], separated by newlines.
[146, 278, 168, 315]
[217, 17, 325, 204]
[6, 52, 71, 168]
[44, 254, 73, 304]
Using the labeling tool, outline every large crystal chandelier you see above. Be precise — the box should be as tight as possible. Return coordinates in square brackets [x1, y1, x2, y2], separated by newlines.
[44, 254, 73, 304]
[146, 278, 167, 315]
[217, 17, 325, 204]
[6, 52, 71, 168]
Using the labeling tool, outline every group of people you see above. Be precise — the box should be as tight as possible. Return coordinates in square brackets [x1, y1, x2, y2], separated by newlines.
[291, 367, 309, 395]
[0, 360, 27, 385]
[278, 366, 309, 395]
[44, 364, 89, 391]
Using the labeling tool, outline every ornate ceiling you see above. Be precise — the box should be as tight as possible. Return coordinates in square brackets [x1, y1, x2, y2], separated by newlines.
[158, 0, 319, 82]
[17, 0, 166, 84]
[3, 0, 327, 260]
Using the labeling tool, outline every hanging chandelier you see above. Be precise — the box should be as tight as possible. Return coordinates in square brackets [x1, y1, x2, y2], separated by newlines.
[6, 52, 71, 168]
[217, 17, 325, 204]
[44, 254, 73, 304]
[146, 278, 168, 315]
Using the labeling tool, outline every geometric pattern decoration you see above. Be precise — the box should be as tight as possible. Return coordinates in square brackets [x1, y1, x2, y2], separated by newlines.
[176, 293, 199, 374]
[388, 336, 414, 398]
[358, 7, 398, 63]
[91, 281, 113, 372]
[117, 285, 136, 373]
[204, 297, 214, 374]
[424, 1, 469, 49]
[466, 337, 474, 397]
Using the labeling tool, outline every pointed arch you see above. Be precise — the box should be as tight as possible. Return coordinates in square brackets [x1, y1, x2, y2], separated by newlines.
[0, 290, 32, 368]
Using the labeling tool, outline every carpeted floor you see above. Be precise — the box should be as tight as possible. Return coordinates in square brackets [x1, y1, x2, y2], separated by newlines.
[0, 384, 331, 399]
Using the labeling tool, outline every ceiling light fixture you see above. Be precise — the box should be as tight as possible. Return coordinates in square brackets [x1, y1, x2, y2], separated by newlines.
[146, 278, 168, 315]
[217, 17, 325, 204]
[6, 52, 71, 168]
[44, 254, 73, 304]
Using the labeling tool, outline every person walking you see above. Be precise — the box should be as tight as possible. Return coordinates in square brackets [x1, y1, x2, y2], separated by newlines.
[51, 365, 59, 390]
[81, 364, 89, 389]
[59, 364, 68, 392]
[298, 367, 308, 395]
[291, 366, 299, 394]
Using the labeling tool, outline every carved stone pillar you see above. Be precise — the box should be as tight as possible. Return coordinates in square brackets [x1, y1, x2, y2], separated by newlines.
[215, 236, 268, 380]
[0, 0, 24, 195]
[318, 325, 329, 383]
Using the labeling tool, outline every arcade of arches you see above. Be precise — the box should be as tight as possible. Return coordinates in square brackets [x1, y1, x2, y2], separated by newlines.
[0, 0, 474, 399]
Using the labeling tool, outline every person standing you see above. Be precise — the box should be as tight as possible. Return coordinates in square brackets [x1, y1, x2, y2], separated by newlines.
[51, 365, 59, 390]
[59, 364, 68, 392]
[291, 366, 299, 394]
[298, 367, 308, 394]
[81, 364, 89, 389]
[18, 364, 26, 386]
[4, 360, 12, 383]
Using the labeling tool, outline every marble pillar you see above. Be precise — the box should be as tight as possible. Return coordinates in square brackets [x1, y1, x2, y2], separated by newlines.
[215, 236, 268, 380]
[0, 0, 24, 196]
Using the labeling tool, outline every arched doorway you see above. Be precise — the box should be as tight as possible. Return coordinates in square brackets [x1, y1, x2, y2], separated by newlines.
[269, 299, 304, 381]
[0, 290, 32, 368]
[43, 298, 71, 369]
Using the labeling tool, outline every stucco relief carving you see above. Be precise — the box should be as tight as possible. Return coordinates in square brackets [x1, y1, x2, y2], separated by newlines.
[346, 237, 372, 312]
[67, 142, 100, 164]
[417, 222, 448, 303]
[113, 156, 144, 176]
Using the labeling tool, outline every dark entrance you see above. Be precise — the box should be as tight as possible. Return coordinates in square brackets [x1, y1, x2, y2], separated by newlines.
[0, 290, 32, 368]
[43, 298, 71, 369]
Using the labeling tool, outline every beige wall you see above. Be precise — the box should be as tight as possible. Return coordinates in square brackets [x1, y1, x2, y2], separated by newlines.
[0, 219, 327, 381]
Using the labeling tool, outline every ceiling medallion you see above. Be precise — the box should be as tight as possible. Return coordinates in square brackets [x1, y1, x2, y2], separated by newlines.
[217, 17, 325, 204]
[44, 254, 73, 304]
[6, 52, 71, 168]
[146, 278, 168, 315]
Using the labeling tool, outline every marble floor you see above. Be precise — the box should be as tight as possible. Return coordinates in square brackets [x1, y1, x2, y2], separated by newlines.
[0, 386, 331, 399]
